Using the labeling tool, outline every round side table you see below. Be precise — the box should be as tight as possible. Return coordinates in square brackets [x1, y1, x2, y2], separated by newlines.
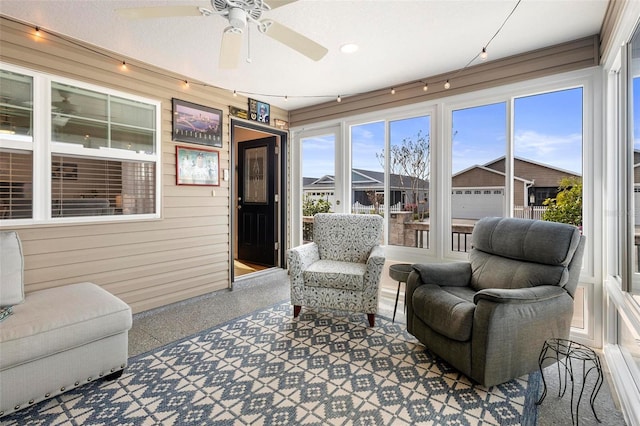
[388, 263, 413, 323]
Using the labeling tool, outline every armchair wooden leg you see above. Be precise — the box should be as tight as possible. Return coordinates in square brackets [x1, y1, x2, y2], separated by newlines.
[367, 314, 375, 327]
[293, 305, 301, 318]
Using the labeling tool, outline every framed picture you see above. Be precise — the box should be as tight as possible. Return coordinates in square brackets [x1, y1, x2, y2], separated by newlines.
[172, 99, 223, 147]
[176, 146, 220, 186]
[249, 98, 270, 124]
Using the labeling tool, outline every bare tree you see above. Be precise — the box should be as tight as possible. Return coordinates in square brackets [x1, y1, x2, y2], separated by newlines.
[377, 130, 430, 219]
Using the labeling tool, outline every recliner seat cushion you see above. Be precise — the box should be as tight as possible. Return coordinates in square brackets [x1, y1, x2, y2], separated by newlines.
[412, 284, 475, 342]
[304, 260, 366, 291]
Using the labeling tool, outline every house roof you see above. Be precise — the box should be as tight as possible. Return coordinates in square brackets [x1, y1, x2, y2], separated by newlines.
[453, 156, 581, 185]
[304, 168, 429, 191]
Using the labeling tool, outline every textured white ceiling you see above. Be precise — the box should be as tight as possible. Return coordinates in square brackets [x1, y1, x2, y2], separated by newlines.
[0, 0, 609, 110]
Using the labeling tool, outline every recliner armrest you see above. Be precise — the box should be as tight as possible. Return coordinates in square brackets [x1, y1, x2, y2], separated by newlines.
[473, 285, 567, 305]
[412, 262, 472, 287]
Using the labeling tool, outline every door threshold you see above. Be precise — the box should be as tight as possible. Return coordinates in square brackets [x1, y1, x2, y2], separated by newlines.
[232, 267, 286, 290]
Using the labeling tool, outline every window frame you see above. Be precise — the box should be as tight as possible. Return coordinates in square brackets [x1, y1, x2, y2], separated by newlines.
[0, 62, 161, 225]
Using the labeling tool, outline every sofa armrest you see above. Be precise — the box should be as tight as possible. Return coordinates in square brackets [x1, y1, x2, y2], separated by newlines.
[287, 242, 319, 272]
[365, 245, 385, 270]
[473, 285, 567, 305]
[362, 245, 385, 312]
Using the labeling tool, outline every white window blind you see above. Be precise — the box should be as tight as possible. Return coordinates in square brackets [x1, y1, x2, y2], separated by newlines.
[51, 155, 155, 218]
[0, 149, 33, 219]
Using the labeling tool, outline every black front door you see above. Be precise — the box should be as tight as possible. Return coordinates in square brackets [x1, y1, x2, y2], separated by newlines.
[237, 136, 277, 266]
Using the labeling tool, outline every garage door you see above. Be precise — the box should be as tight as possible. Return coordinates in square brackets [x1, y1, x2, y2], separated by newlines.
[452, 189, 504, 220]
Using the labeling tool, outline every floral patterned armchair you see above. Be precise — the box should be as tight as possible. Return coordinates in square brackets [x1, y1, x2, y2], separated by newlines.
[287, 213, 385, 326]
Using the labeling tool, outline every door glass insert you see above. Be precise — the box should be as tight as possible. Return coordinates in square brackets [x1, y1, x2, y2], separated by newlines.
[244, 146, 267, 204]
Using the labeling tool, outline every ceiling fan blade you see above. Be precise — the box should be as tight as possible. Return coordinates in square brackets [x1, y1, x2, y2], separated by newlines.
[268, 0, 299, 10]
[116, 6, 204, 19]
[260, 20, 327, 61]
[220, 28, 243, 69]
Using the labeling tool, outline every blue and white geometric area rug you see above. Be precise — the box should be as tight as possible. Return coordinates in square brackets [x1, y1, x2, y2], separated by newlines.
[2, 302, 539, 426]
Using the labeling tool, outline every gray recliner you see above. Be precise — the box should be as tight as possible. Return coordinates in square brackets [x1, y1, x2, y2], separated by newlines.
[406, 217, 585, 387]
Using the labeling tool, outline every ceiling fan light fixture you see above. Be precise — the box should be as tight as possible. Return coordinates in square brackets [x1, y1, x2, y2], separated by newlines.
[340, 43, 358, 54]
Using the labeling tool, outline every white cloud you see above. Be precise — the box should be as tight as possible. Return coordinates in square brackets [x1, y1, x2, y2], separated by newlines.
[515, 130, 581, 156]
[514, 130, 582, 173]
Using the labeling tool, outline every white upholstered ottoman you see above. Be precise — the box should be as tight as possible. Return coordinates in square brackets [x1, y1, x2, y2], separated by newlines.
[0, 282, 132, 417]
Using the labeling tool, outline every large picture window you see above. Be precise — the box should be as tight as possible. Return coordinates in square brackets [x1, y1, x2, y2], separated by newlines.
[629, 24, 640, 304]
[450, 102, 507, 253]
[0, 64, 160, 222]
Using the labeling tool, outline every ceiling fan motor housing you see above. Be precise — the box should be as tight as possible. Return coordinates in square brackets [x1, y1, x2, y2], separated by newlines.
[228, 7, 247, 30]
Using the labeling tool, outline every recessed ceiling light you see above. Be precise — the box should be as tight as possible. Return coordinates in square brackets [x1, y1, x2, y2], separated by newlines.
[340, 43, 359, 54]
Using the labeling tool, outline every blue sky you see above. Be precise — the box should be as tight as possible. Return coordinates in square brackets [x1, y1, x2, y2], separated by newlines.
[302, 87, 584, 178]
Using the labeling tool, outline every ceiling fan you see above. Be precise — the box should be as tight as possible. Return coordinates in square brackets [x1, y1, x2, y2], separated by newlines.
[52, 90, 77, 115]
[116, 0, 328, 69]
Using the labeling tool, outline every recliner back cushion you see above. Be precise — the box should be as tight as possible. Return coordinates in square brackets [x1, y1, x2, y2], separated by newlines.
[470, 250, 568, 290]
[470, 217, 581, 291]
[313, 213, 383, 263]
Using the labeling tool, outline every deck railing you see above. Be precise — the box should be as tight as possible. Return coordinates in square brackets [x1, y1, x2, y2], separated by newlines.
[304, 206, 582, 257]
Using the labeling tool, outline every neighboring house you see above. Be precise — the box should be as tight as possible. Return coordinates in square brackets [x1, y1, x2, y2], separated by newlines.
[303, 168, 429, 211]
[451, 156, 581, 220]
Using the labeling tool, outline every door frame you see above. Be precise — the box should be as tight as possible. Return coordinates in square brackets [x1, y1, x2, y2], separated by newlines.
[230, 118, 288, 286]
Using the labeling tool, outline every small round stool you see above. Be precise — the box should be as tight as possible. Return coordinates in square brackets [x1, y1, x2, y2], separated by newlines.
[536, 338, 603, 425]
[388, 263, 413, 322]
